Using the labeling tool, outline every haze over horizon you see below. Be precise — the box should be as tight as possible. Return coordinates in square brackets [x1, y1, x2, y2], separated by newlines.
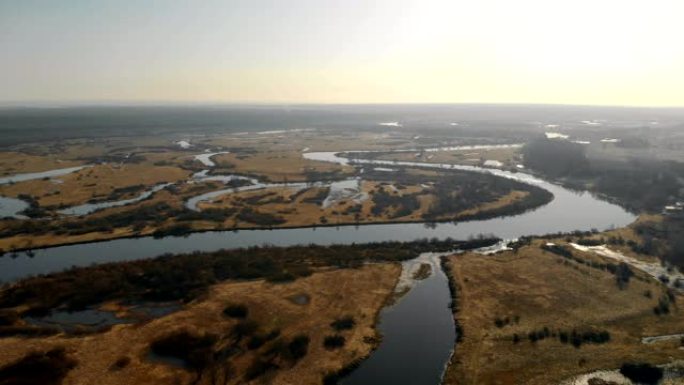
[2, 0, 684, 107]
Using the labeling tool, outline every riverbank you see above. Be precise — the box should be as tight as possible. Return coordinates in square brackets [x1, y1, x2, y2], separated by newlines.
[0, 162, 553, 252]
[0, 263, 400, 385]
[441, 238, 684, 385]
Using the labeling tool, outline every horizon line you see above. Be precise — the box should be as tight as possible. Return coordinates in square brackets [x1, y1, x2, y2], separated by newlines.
[2, 100, 684, 110]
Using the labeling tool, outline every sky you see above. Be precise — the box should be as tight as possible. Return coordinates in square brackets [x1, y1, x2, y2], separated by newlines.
[1, 0, 683, 106]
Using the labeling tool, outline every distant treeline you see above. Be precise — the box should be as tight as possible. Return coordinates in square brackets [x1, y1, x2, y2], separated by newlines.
[523, 137, 684, 212]
[0, 238, 499, 325]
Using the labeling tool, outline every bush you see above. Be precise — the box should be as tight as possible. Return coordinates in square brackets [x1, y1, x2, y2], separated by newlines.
[232, 320, 259, 339]
[150, 330, 217, 371]
[0, 347, 77, 385]
[323, 335, 346, 350]
[245, 358, 279, 380]
[287, 335, 310, 361]
[619, 363, 663, 385]
[223, 304, 248, 319]
[109, 356, 130, 371]
[330, 316, 356, 331]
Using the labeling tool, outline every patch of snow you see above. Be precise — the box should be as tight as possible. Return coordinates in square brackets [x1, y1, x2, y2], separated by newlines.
[568, 243, 684, 291]
[175, 140, 191, 149]
[483, 160, 504, 168]
[194, 152, 230, 167]
[545, 132, 569, 139]
[258, 128, 316, 135]
[374, 167, 397, 172]
[378, 122, 402, 127]
[642, 333, 684, 344]
[600, 138, 621, 143]
[322, 178, 366, 208]
[476, 239, 516, 255]
[561, 370, 632, 385]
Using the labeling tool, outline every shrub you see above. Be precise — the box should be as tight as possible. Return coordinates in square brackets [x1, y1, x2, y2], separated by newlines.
[245, 359, 279, 381]
[619, 363, 663, 385]
[494, 317, 510, 328]
[323, 335, 346, 350]
[287, 335, 310, 361]
[109, 356, 130, 371]
[330, 316, 356, 331]
[0, 347, 77, 385]
[232, 320, 259, 339]
[223, 304, 248, 319]
[150, 330, 217, 371]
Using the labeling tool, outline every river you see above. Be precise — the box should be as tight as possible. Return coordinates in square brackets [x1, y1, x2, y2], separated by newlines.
[0, 146, 637, 385]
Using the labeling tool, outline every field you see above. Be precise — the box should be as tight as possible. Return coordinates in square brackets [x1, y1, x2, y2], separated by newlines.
[442, 237, 684, 385]
[0, 131, 550, 251]
[210, 151, 353, 182]
[0, 164, 190, 207]
[374, 146, 523, 169]
[0, 263, 400, 385]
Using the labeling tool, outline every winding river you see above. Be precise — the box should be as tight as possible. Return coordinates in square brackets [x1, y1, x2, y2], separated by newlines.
[0, 165, 91, 218]
[0, 146, 637, 385]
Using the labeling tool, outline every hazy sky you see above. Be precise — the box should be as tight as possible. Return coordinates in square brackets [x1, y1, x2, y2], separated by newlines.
[1, 0, 683, 106]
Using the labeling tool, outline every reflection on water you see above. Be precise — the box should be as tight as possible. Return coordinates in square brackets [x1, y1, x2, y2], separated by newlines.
[24, 308, 134, 332]
[193, 151, 230, 167]
[23, 302, 181, 333]
[59, 183, 172, 216]
[0, 196, 29, 219]
[0, 165, 90, 218]
[0, 166, 90, 185]
[0, 146, 635, 284]
[341, 252, 455, 385]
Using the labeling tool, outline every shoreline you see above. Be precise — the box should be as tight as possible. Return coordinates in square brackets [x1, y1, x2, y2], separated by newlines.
[1, 188, 553, 254]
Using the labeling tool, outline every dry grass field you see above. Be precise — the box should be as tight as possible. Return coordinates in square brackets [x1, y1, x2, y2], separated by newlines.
[0, 152, 83, 176]
[0, 263, 400, 385]
[443, 240, 684, 385]
[375, 146, 522, 168]
[212, 151, 353, 182]
[0, 164, 191, 207]
[198, 181, 528, 227]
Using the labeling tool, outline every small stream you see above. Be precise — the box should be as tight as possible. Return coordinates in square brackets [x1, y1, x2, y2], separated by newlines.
[0, 165, 90, 185]
[58, 183, 172, 216]
[0, 165, 91, 218]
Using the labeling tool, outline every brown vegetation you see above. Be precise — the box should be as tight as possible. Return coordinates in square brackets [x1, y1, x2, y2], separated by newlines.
[0, 264, 399, 385]
[442, 241, 684, 385]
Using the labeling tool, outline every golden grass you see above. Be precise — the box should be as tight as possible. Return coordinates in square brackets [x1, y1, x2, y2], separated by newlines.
[0, 164, 190, 207]
[376, 147, 522, 167]
[0, 152, 83, 175]
[443, 242, 684, 385]
[212, 151, 353, 182]
[0, 264, 399, 385]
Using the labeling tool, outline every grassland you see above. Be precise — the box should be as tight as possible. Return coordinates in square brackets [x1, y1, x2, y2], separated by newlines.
[442, 238, 684, 385]
[0, 264, 400, 385]
[0, 164, 190, 207]
[211, 151, 354, 182]
[0, 133, 544, 251]
[374, 146, 522, 169]
[0, 152, 83, 176]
